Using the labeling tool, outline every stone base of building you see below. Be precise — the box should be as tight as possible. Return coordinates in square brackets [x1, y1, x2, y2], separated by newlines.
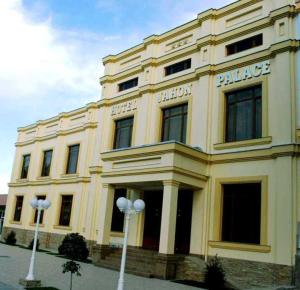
[19, 278, 41, 288]
[215, 256, 293, 289]
[2, 227, 96, 253]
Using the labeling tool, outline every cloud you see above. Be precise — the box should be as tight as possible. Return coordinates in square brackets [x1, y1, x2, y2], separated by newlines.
[0, 0, 119, 195]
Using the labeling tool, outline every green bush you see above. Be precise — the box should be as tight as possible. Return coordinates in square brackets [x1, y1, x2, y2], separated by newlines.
[204, 255, 226, 290]
[28, 238, 39, 251]
[5, 231, 17, 245]
[58, 233, 89, 261]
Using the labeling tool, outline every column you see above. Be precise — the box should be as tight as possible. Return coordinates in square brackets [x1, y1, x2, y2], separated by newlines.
[96, 184, 114, 245]
[159, 180, 179, 254]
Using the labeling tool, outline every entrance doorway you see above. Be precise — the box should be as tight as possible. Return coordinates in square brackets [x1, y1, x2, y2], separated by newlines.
[142, 191, 163, 251]
[175, 190, 193, 254]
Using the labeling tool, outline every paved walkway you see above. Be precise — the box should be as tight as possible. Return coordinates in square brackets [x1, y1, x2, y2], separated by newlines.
[0, 243, 202, 290]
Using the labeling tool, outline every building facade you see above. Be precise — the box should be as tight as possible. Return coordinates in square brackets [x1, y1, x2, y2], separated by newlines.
[3, 0, 300, 288]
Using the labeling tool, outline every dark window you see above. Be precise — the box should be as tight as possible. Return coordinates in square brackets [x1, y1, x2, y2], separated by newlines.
[111, 189, 127, 232]
[34, 195, 46, 224]
[114, 117, 134, 149]
[13, 196, 24, 222]
[226, 34, 263, 56]
[41, 150, 53, 177]
[118, 78, 138, 92]
[20, 154, 30, 179]
[66, 145, 79, 174]
[162, 104, 188, 143]
[226, 85, 262, 142]
[165, 59, 191, 76]
[59, 195, 73, 226]
[222, 183, 261, 244]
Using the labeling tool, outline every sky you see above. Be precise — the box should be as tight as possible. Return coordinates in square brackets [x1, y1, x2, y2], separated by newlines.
[0, 0, 235, 195]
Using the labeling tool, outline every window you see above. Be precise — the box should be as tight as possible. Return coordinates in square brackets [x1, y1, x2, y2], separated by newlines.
[111, 189, 126, 232]
[226, 34, 263, 56]
[20, 154, 30, 179]
[118, 78, 138, 92]
[13, 196, 24, 222]
[66, 144, 79, 174]
[59, 195, 73, 226]
[41, 150, 53, 177]
[162, 104, 188, 143]
[113, 117, 134, 149]
[222, 183, 261, 244]
[165, 59, 191, 76]
[33, 195, 46, 224]
[226, 85, 262, 142]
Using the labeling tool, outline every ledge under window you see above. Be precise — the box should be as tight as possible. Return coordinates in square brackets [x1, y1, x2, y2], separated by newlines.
[30, 223, 45, 227]
[60, 173, 79, 178]
[53, 225, 72, 231]
[110, 231, 125, 238]
[208, 241, 271, 253]
[214, 136, 272, 150]
[10, 220, 22, 225]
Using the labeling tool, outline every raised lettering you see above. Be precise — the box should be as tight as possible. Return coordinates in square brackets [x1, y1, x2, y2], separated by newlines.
[232, 69, 241, 82]
[261, 60, 271, 75]
[241, 67, 253, 80]
[216, 74, 224, 87]
[224, 72, 233, 85]
[252, 63, 262, 77]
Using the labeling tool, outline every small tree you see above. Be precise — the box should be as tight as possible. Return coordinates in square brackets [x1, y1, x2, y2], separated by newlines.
[204, 255, 226, 290]
[62, 260, 81, 290]
[28, 238, 39, 251]
[5, 231, 17, 245]
[58, 233, 89, 261]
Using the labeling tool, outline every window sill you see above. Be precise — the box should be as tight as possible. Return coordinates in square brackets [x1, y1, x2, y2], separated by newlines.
[30, 223, 45, 227]
[37, 176, 51, 180]
[208, 241, 271, 253]
[10, 220, 22, 225]
[60, 174, 79, 178]
[110, 231, 124, 237]
[214, 136, 272, 150]
[53, 225, 72, 231]
[16, 178, 29, 183]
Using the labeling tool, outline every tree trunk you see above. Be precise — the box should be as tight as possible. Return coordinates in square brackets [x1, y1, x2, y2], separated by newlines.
[70, 272, 73, 290]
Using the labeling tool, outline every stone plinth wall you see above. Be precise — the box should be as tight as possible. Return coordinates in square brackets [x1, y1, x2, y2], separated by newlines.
[2, 227, 95, 253]
[215, 256, 293, 289]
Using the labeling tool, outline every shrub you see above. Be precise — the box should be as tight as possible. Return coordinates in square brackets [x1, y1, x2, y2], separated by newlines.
[58, 233, 89, 261]
[204, 255, 226, 290]
[28, 238, 39, 251]
[5, 231, 17, 245]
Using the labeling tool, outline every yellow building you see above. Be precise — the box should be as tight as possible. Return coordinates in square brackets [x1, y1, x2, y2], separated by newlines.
[3, 0, 300, 288]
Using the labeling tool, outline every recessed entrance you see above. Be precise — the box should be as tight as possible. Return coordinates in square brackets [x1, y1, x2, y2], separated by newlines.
[175, 190, 193, 254]
[142, 190, 163, 251]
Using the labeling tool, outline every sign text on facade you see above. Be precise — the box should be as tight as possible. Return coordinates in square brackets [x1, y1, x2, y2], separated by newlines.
[157, 83, 192, 103]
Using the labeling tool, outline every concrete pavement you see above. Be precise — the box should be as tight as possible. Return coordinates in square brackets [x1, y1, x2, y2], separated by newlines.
[0, 243, 201, 290]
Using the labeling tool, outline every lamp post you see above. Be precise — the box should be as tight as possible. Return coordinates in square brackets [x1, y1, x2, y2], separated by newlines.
[116, 197, 145, 290]
[25, 198, 51, 281]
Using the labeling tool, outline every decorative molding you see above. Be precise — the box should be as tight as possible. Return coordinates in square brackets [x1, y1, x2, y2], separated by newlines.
[208, 241, 271, 253]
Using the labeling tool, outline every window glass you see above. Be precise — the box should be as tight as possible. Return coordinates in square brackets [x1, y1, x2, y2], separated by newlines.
[59, 195, 73, 226]
[162, 104, 188, 144]
[226, 34, 263, 56]
[13, 196, 24, 222]
[114, 117, 134, 149]
[226, 85, 262, 142]
[34, 195, 46, 223]
[66, 145, 79, 174]
[165, 59, 191, 76]
[111, 189, 127, 232]
[20, 154, 30, 179]
[118, 78, 138, 92]
[222, 183, 261, 244]
[41, 150, 53, 177]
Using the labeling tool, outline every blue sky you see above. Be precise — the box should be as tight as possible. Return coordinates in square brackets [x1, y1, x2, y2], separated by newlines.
[0, 0, 235, 194]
